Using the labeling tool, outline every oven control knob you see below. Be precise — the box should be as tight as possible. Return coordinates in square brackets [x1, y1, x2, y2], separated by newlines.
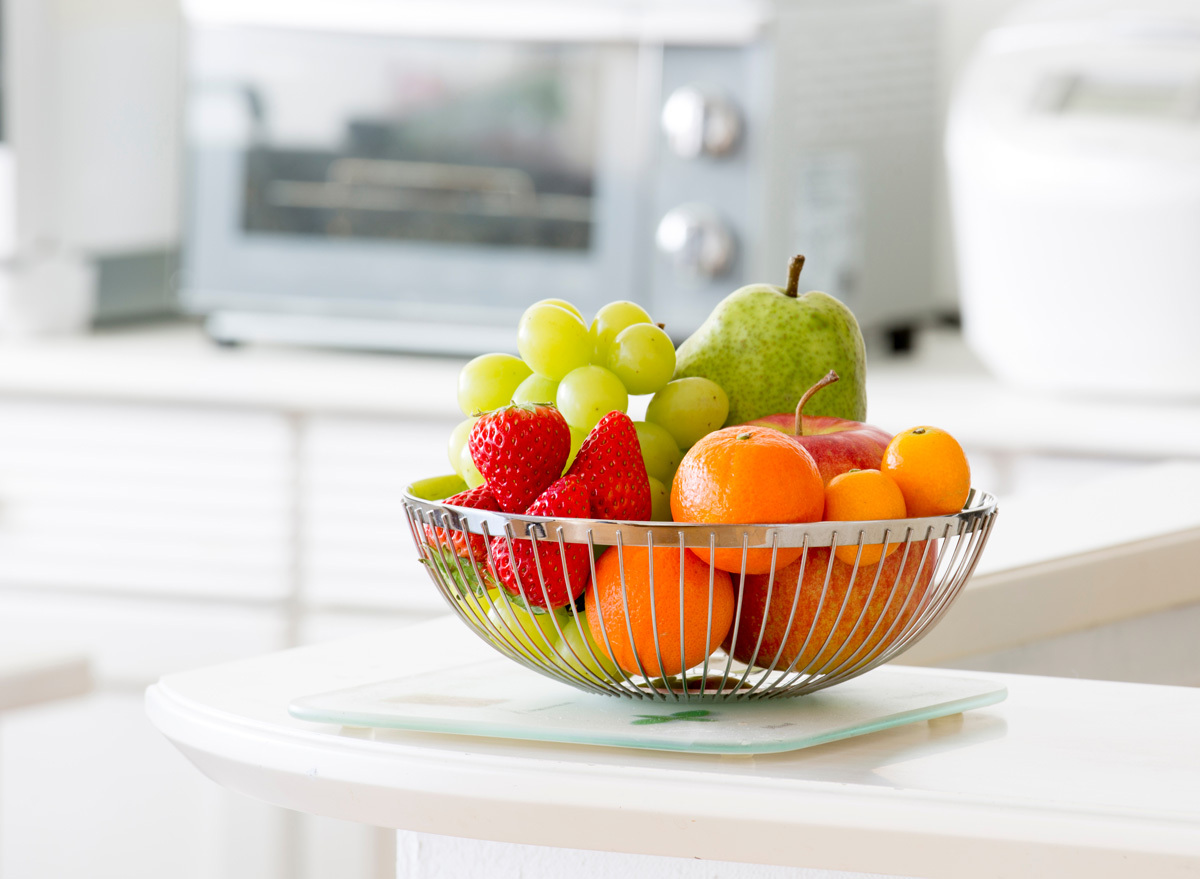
[661, 87, 741, 159]
[655, 204, 736, 278]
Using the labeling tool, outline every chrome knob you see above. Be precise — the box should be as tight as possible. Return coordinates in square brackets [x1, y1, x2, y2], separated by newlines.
[660, 87, 742, 159]
[655, 204, 736, 279]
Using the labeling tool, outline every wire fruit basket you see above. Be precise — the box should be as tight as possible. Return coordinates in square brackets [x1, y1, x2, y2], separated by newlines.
[405, 477, 998, 701]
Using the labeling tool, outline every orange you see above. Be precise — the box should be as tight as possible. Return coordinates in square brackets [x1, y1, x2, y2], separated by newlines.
[823, 468, 907, 565]
[585, 544, 734, 678]
[881, 426, 971, 517]
[670, 426, 823, 575]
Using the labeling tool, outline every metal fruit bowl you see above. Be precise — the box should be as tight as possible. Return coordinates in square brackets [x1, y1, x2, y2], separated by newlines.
[404, 478, 998, 702]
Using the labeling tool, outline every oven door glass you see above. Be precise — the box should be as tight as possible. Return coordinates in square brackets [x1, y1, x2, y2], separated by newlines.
[183, 25, 645, 333]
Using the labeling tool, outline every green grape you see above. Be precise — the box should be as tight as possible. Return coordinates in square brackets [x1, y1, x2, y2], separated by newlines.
[645, 377, 730, 450]
[511, 373, 560, 406]
[564, 425, 588, 473]
[556, 365, 628, 433]
[588, 301, 652, 364]
[647, 476, 672, 522]
[633, 420, 682, 485]
[447, 417, 479, 476]
[457, 353, 531, 416]
[458, 444, 486, 489]
[456, 588, 501, 628]
[517, 304, 591, 380]
[530, 298, 584, 323]
[606, 323, 676, 395]
[551, 614, 622, 679]
[486, 598, 565, 659]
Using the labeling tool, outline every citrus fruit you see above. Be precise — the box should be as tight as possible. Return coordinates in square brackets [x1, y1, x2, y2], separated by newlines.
[727, 540, 938, 672]
[823, 468, 907, 565]
[881, 426, 971, 517]
[585, 544, 735, 678]
[669, 426, 823, 574]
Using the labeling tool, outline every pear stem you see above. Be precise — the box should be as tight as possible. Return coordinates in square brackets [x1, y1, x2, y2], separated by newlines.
[785, 255, 806, 298]
[794, 370, 840, 436]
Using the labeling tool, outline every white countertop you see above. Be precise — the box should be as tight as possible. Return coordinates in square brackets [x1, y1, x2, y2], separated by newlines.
[1, 322, 1198, 460]
[904, 460, 1200, 667]
[146, 615, 1200, 878]
[0, 321, 464, 418]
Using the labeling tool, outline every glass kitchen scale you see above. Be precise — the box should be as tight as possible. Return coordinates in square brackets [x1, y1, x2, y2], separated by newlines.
[290, 658, 1006, 755]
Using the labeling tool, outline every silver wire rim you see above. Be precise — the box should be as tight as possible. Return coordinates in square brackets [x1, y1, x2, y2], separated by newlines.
[406, 487, 998, 701]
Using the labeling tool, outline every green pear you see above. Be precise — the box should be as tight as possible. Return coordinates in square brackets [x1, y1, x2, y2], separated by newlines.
[673, 255, 866, 424]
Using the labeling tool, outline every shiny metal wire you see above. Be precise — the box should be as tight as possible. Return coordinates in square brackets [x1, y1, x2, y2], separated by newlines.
[405, 487, 998, 701]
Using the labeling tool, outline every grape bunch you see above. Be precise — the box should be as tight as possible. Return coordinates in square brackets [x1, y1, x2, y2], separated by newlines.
[448, 298, 729, 520]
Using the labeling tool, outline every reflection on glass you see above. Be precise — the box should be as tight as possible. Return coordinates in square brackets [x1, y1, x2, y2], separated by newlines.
[229, 35, 599, 250]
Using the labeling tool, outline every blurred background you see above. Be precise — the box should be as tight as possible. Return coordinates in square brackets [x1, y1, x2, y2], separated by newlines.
[0, 0, 1197, 877]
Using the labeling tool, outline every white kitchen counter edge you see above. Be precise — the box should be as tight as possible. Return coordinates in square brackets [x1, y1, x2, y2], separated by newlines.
[145, 618, 1200, 878]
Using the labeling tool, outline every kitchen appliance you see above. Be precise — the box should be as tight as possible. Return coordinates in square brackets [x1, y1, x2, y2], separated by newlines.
[947, 0, 1200, 398]
[180, 0, 939, 354]
[0, 0, 180, 336]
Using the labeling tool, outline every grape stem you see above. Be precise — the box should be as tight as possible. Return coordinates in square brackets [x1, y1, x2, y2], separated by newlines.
[795, 370, 839, 436]
[784, 254, 806, 298]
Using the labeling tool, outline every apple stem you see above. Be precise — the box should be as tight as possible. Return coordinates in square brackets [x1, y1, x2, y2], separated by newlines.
[794, 370, 840, 436]
[785, 255, 806, 298]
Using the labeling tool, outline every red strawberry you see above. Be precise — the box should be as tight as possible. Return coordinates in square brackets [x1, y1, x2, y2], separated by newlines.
[492, 476, 592, 609]
[566, 411, 652, 520]
[423, 484, 501, 562]
[469, 404, 571, 513]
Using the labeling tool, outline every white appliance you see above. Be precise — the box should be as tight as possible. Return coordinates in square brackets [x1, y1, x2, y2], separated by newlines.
[947, 0, 1200, 398]
[0, 0, 180, 337]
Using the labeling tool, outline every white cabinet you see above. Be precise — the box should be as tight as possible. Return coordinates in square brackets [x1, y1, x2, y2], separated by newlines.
[302, 415, 457, 614]
[0, 397, 459, 879]
[0, 399, 291, 599]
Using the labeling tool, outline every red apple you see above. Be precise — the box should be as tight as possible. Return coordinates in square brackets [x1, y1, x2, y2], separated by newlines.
[726, 539, 938, 672]
[740, 370, 891, 485]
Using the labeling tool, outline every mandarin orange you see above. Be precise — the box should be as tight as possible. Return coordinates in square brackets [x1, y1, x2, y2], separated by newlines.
[823, 468, 907, 565]
[881, 426, 971, 517]
[585, 544, 734, 678]
[670, 426, 823, 574]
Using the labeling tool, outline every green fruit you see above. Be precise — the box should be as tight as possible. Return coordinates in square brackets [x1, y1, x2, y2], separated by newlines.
[606, 323, 675, 395]
[551, 615, 622, 679]
[458, 444, 486, 489]
[518, 303, 591, 380]
[511, 373, 560, 406]
[486, 599, 565, 660]
[457, 353, 532, 415]
[647, 476, 671, 521]
[447, 417, 478, 475]
[564, 425, 588, 473]
[530, 298, 584, 323]
[633, 420, 682, 485]
[589, 301, 652, 364]
[556, 365, 628, 432]
[673, 255, 866, 424]
[645, 377, 729, 450]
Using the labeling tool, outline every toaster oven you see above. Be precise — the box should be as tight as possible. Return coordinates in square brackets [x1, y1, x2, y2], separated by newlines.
[181, 0, 939, 354]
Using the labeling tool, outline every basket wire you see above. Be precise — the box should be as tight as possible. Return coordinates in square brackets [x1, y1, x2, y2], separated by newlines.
[405, 487, 998, 701]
